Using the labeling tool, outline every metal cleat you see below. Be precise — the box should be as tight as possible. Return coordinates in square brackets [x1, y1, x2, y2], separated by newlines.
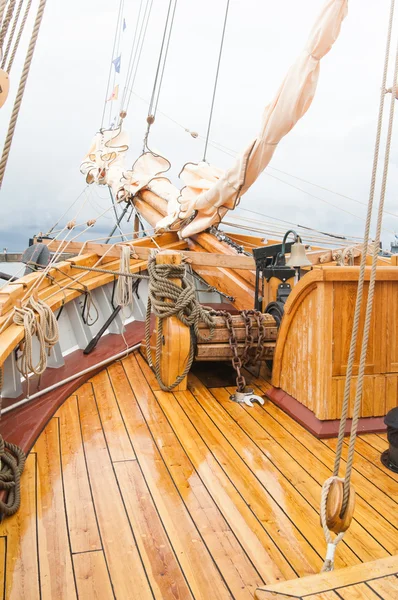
[230, 387, 265, 407]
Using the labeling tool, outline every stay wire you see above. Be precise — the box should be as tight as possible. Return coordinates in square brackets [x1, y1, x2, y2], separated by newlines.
[120, 0, 144, 109]
[203, 0, 230, 162]
[101, 0, 124, 129]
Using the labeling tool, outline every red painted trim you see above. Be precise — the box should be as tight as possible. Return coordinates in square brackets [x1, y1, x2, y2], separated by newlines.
[265, 386, 386, 438]
[0, 320, 146, 454]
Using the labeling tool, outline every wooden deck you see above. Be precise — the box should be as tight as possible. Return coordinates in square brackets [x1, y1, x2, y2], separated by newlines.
[1, 351, 397, 599]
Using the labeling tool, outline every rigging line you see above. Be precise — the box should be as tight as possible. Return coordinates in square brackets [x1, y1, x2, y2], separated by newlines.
[203, 0, 230, 162]
[264, 171, 395, 234]
[123, 0, 153, 113]
[6, 0, 32, 73]
[107, 0, 125, 127]
[1, 0, 22, 69]
[0, 0, 7, 26]
[120, 0, 144, 109]
[236, 207, 364, 241]
[0, 0, 47, 189]
[0, 0, 16, 50]
[147, 0, 173, 118]
[153, 0, 178, 116]
[45, 186, 90, 236]
[224, 219, 362, 247]
[101, 0, 124, 129]
[149, 0, 178, 117]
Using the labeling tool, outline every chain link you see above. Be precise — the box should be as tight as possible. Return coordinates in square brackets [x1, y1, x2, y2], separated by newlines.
[212, 309, 267, 392]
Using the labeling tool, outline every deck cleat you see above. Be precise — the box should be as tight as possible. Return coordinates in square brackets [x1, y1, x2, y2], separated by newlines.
[230, 387, 264, 407]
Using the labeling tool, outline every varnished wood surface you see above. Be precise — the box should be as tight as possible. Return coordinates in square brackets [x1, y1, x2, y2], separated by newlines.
[273, 267, 398, 420]
[0, 352, 396, 599]
[255, 555, 398, 599]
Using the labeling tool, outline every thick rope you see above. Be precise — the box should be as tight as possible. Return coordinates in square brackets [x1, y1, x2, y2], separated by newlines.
[0, 0, 8, 26]
[1, 0, 21, 68]
[0, 0, 16, 51]
[5, 0, 32, 73]
[0, 0, 47, 188]
[144, 251, 215, 391]
[0, 359, 26, 518]
[115, 245, 134, 307]
[320, 0, 396, 570]
[13, 296, 59, 382]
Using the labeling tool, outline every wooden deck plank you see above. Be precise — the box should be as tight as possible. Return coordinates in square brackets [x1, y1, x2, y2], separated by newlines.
[206, 382, 386, 567]
[57, 396, 102, 553]
[202, 384, 360, 568]
[244, 391, 398, 556]
[323, 437, 398, 497]
[360, 434, 388, 453]
[367, 574, 398, 597]
[253, 379, 398, 531]
[255, 555, 398, 598]
[307, 594, 340, 600]
[158, 384, 320, 577]
[115, 460, 194, 600]
[119, 356, 280, 593]
[73, 551, 114, 600]
[343, 436, 397, 483]
[77, 382, 153, 600]
[35, 419, 77, 599]
[0, 453, 39, 600]
[89, 369, 136, 462]
[111, 356, 261, 599]
[336, 583, 381, 599]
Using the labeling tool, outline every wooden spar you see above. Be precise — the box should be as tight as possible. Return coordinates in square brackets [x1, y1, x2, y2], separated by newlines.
[149, 250, 190, 391]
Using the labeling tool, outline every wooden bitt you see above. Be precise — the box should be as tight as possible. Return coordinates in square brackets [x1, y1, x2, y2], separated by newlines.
[196, 313, 277, 362]
[325, 479, 356, 534]
[149, 250, 190, 391]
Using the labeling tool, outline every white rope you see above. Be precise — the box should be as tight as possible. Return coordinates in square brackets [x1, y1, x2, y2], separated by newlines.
[115, 245, 133, 307]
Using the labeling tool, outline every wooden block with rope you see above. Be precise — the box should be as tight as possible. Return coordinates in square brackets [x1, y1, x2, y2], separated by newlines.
[147, 250, 191, 392]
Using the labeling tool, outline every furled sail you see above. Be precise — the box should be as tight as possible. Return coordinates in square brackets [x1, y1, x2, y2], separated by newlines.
[80, 127, 177, 203]
[157, 0, 348, 238]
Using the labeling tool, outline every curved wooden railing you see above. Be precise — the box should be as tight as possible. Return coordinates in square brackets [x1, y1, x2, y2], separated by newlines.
[272, 265, 398, 420]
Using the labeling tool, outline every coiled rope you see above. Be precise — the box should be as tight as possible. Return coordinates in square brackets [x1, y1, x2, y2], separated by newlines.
[0, 364, 26, 519]
[115, 245, 134, 307]
[13, 296, 59, 384]
[320, 0, 397, 572]
[144, 251, 215, 391]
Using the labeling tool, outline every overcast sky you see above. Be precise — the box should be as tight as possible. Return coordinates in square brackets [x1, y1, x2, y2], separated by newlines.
[1, 0, 398, 250]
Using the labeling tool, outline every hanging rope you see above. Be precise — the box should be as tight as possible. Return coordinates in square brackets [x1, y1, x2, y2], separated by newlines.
[0, 0, 47, 188]
[144, 251, 215, 391]
[320, 0, 397, 572]
[115, 245, 134, 307]
[5, 0, 32, 73]
[0, 0, 16, 52]
[143, 0, 178, 151]
[0, 0, 8, 26]
[0, 0, 21, 68]
[13, 296, 59, 384]
[203, 0, 230, 162]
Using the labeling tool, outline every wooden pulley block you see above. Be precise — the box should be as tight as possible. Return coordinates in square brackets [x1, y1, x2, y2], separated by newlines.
[325, 479, 356, 534]
[0, 69, 10, 108]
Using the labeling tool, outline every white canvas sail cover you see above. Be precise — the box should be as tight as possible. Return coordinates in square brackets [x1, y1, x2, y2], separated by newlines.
[156, 0, 348, 238]
[80, 127, 178, 203]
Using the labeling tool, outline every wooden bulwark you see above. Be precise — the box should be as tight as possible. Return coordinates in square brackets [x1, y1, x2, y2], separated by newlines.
[272, 267, 398, 421]
[1, 352, 397, 599]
